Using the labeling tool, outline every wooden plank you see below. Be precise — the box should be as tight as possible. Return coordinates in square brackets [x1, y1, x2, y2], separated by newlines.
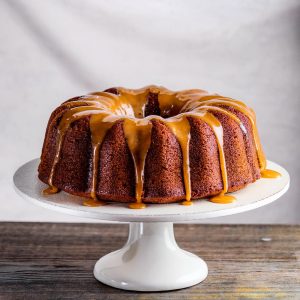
[0, 223, 299, 299]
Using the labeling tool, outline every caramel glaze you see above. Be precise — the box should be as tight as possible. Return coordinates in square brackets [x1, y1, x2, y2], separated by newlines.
[261, 169, 281, 179]
[210, 194, 236, 204]
[42, 186, 58, 195]
[43, 85, 279, 208]
[83, 199, 106, 207]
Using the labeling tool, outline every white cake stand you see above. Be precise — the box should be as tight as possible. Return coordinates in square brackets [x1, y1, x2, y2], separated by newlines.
[13, 159, 289, 292]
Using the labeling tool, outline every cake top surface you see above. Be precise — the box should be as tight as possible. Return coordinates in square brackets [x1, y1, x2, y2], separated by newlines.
[74, 85, 251, 121]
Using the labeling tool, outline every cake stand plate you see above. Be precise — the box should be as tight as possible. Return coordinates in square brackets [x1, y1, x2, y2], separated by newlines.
[13, 159, 289, 291]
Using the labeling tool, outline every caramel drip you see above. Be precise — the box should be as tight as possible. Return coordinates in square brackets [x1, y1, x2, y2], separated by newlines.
[181, 200, 193, 206]
[123, 119, 152, 208]
[210, 194, 235, 204]
[190, 112, 231, 199]
[45, 92, 126, 191]
[197, 106, 247, 134]
[165, 117, 192, 203]
[202, 112, 229, 193]
[128, 202, 146, 209]
[44, 85, 279, 208]
[89, 114, 120, 200]
[45, 105, 103, 192]
[195, 98, 266, 170]
[42, 186, 58, 195]
[83, 198, 106, 207]
[261, 169, 281, 178]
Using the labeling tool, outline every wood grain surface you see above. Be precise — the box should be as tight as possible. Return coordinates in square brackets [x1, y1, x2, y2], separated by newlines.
[0, 223, 299, 299]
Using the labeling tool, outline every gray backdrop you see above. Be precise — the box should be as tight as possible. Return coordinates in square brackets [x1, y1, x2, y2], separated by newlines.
[1, 0, 299, 223]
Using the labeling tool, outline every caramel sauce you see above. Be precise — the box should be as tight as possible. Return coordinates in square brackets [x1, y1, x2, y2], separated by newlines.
[128, 202, 146, 209]
[261, 169, 281, 178]
[165, 117, 191, 203]
[44, 85, 275, 209]
[210, 193, 236, 204]
[42, 186, 58, 195]
[199, 112, 228, 193]
[196, 98, 266, 170]
[123, 119, 152, 204]
[90, 113, 117, 200]
[181, 200, 193, 206]
[83, 199, 106, 207]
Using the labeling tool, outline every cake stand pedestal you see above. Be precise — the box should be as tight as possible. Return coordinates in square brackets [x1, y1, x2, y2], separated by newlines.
[13, 159, 289, 291]
[94, 222, 207, 291]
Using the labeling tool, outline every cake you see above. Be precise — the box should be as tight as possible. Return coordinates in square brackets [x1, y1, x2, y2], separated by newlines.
[38, 85, 280, 208]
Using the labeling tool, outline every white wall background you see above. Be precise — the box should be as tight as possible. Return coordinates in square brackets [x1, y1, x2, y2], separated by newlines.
[1, 0, 299, 223]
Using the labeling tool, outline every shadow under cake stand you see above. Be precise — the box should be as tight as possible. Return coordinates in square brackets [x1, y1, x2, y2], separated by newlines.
[13, 159, 289, 292]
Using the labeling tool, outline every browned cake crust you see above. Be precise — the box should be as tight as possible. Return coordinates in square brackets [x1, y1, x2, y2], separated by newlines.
[38, 86, 262, 204]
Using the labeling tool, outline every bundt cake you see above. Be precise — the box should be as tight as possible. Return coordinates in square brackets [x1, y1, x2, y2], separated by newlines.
[38, 85, 280, 208]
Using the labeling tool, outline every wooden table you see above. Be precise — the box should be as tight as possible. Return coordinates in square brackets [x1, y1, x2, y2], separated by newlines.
[0, 223, 299, 299]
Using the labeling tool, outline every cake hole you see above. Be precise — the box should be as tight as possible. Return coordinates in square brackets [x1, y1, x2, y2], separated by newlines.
[106, 89, 186, 119]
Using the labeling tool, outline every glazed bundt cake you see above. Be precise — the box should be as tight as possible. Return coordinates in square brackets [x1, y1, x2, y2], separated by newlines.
[38, 86, 280, 208]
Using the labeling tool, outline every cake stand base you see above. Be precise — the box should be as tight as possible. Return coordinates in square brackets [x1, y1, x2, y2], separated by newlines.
[94, 222, 208, 291]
